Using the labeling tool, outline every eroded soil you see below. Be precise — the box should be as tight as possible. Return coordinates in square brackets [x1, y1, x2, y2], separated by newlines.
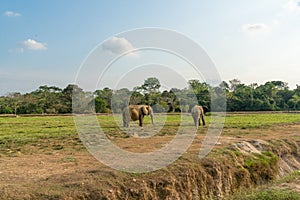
[0, 124, 300, 199]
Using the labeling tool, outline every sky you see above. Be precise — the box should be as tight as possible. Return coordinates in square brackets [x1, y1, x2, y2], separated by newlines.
[1, 0, 300, 95]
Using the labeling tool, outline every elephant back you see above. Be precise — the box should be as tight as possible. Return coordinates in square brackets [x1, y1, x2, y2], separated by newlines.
[191, 105, 203, 116]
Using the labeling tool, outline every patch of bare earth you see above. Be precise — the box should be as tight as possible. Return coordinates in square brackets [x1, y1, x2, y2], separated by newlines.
[0, 124, 300, 199]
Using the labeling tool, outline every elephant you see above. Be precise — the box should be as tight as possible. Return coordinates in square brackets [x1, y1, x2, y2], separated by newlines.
[122, 105, 154, 127]
[191, 105, 209, 128]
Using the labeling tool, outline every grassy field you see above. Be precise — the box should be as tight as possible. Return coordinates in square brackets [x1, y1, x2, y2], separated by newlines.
[0, 113, 300, 156]
[224, 113, 300, 128]
[0, 112, 300, 199]
[0, 112, 300, 154]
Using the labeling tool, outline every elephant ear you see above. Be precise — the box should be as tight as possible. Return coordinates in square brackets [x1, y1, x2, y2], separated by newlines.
[202, 106, 209, 114]
[141, 106, 149, 115]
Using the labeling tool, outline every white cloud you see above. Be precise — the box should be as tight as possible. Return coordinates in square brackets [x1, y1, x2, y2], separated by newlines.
[21, 39, 47, 50]
[241, 23, 270, 33]
[240, 1, 300, 36]
[4, 11, 21, 17]
[102, 36, 136, 56]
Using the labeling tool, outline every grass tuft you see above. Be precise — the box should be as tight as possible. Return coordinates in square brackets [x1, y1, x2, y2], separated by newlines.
[230, 189, 300, 200]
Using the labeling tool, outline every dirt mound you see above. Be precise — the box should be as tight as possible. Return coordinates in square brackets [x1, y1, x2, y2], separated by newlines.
[1, 138, 300, 199]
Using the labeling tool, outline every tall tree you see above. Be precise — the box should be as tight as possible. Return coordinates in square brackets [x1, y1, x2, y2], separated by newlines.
[139, 77, 161, 106]
[188, 80, 210, 107]
[94, 87, 113, 112]
[141, 77, 161, 93]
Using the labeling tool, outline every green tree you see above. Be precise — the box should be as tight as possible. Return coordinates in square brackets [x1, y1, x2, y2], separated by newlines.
[7, 92, 22, 114]
[229, 78, 241, 91]
[139, 77, 161, 106]
[94, 96, 107, 113]
[62, 84, 84, 113]
[111, 88, 131, 113]
[160, 90, 176, 112]
[188, 79, 210, 107]
[288, 94, 300, 110]
[94, 87, 113, 112]
[129, 91, 144, 105]
[141, 77, 161, 93]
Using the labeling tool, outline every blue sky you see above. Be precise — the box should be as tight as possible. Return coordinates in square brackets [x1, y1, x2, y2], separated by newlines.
[1, 0, 300, 95]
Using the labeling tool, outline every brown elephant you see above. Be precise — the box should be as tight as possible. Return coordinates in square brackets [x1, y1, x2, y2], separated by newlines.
[191, 105, 209, 128]
[122, 105, 154, 127]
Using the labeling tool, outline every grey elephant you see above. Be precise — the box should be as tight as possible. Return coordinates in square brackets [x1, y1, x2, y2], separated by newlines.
[191, 105, 209, 128]
[122, 105, 154, 127]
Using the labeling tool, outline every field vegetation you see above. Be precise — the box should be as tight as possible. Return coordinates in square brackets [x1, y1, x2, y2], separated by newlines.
[0, 112, 300, 199]
[1, 113, 299, 154]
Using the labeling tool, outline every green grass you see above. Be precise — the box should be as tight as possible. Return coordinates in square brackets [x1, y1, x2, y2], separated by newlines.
[230, 189, 300, 200]
[224, 113, 300, 129]
[0, 116, 77, 154]
[0, 113, 299, 199]
[244, 151, 278, 169]
[61, 155, 77, 163]
[0, 113, 299, 154]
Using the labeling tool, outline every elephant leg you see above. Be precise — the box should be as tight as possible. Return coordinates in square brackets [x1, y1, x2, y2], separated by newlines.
[201, 114, 205, 126]
[139, 114, 144, 127]
[122, 114, 126, 127]
[123, 118, 128, 127]
[193, 116, 197, 127]
[123, 108, 132, 127]
[194, 117, 200, 128]
[124, 120, 129, 127]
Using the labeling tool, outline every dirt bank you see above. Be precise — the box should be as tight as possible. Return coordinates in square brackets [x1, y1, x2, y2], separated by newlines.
[1, 126, 300, 199]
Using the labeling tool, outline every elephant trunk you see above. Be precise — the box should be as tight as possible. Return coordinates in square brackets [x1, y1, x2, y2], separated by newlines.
[149, 107, 154, 125]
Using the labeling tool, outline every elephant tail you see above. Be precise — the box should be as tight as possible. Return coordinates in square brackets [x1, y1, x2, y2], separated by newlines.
[141, 106, 149, 116]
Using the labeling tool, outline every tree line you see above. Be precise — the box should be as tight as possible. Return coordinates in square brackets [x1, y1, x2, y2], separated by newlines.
[0, 77, 299, 114]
